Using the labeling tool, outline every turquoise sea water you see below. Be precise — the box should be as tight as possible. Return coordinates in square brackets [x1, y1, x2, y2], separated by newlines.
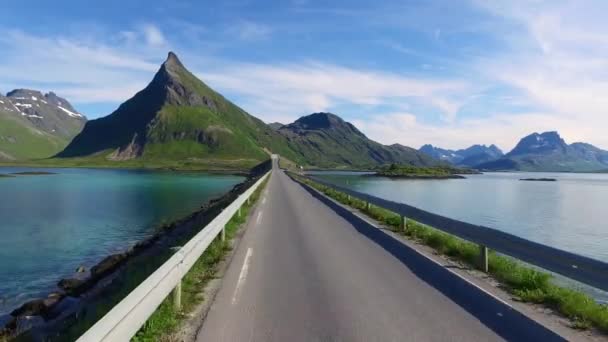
[0, 167, 243, 315]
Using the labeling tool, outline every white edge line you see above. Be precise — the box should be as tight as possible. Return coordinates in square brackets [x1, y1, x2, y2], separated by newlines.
[232, 248, 253, 305]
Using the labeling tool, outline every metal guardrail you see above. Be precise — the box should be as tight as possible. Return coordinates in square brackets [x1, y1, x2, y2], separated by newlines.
[77, 171, 270, 342]
[297, 173, 608, 293]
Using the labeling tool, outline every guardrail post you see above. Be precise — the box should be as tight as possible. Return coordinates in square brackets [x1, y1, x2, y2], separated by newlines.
[479, 245, 489, 273]
[400, 215, 407, 232]
[238, 207, 242, 218]
[221, 225, 226, 242]
[172, 280, 182, 310]
[365, 201, 370, 212]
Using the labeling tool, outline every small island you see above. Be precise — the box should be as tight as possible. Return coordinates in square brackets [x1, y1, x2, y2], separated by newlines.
[373, 164, 479, 179]
[519, 178, 557, 182]
[0, 174, 15, 178]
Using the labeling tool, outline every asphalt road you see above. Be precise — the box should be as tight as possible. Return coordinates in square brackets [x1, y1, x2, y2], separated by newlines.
[196, 163, 505, 342]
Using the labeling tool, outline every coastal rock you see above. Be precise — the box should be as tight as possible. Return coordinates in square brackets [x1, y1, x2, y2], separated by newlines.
[10, 292, 64, 319]
[58, 278, 87, 293]
[14, 315, 45, 335]
[10, 299, 46, 317]
[90, 253, 128, 279]
[75, 266, 86, 273]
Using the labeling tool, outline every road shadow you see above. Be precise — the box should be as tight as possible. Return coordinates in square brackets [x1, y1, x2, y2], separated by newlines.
[294, 179, 565, 342]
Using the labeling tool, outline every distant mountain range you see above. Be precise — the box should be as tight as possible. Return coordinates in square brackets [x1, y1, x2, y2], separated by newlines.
[477, 131, 608, 172]
[57, 52, 435, 169]
[0, 90, 86, 160]
[421, 131, 608, 172]
[419, 144, 503, 167]
[4, 52, 606, 173]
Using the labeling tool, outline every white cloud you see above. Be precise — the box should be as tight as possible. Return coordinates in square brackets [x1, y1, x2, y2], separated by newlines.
[0, 28, 163, 105]
[199, 61, 469, 125]
[230, 21, 272, 41]
[352, 111, 595, 151]
[469, 0, 608, 149]
[142, 24, 167, 47]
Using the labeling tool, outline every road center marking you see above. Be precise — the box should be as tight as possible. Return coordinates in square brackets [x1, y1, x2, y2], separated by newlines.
[262, 197, 266, 205]
[256, 211, 263, 224]
[232, 247, 253, 305]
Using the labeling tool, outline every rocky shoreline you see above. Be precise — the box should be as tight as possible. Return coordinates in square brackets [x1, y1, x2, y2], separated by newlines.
[0, 160, 271, 341]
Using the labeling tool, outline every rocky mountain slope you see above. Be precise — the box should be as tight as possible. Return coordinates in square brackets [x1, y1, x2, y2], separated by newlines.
[58, 52, 434, 170]
[419, 144, 503, 167]
[477, 131, 608, 171]
[58, 52, 299, 168]
[276, 112, 438, 168]
[0, 90, 86, 160]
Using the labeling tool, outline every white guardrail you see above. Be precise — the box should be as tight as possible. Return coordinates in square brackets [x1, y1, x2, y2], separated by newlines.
[77, 171, 270, 342]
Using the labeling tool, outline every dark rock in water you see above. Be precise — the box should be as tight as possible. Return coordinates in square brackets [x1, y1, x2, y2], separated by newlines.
[10, 292, 64, 318]
[46, 296, 78, 320]
[14, 315, 45, 335]
[58, 278, 87, 293]
[10, 299, 47, 317]
[10, 171, 56, 176]
[519, 178, 557, 182]
[90, 253, 128, 279]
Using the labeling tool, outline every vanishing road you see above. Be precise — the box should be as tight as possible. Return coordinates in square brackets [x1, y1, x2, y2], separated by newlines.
[196, 160, 508, 341]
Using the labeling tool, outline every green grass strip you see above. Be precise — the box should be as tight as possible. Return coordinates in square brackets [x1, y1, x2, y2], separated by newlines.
[132, 176, 269, 341]
[295, 175, 608, 334]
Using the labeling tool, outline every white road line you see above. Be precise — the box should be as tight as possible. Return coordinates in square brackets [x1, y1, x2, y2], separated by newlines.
[262, 197, 267, 205]
[256, 211, 263, 224]
[232, 248, 253, 305]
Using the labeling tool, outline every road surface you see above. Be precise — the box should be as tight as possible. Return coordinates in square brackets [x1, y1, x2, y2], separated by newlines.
[197, 163, 505, 341]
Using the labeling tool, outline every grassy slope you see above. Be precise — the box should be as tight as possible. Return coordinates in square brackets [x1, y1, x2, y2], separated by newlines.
[0, 115, 67, 160]
[296, 175, 608, 334]
[281, 128, 434, 169]
[170, 67, 302, 164]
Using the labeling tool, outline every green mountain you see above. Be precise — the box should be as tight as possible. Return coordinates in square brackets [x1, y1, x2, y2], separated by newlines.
[477, 131, 608, 172]
[0, 90, 86, 160]
[58, 52, 299, 169]
[276, 112, 438, 168]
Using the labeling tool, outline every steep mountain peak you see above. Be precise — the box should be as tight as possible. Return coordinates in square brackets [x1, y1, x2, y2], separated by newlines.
[58, 51, 293, 164]
[509, 131, 567, 156]
[161, 51, 187, 77]
[165, 51, 183, 67]
[7, 89, 44, 99]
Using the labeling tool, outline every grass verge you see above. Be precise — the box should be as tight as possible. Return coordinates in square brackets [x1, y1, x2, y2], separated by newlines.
[294, 175, 608, 334]
[131, 176, 269, 341]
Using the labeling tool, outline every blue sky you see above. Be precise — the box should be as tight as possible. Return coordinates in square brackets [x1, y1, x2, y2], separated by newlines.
[1, 0, 607, 151]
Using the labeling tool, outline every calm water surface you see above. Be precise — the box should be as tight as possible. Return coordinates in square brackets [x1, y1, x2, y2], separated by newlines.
[0, 167, 243, 315]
